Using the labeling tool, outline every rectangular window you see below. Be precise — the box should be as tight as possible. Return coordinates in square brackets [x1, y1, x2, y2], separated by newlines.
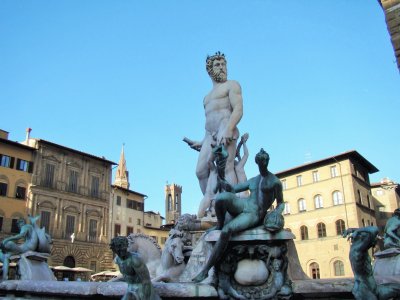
[11, 218, 19, 233]
[90, 261, 97, 273]
[0, 182, 8, 196]
[0, 216, 3, 231]
[161, 237, 167, 244]
[137, 219, 141, 226]
[15, 186, 26, 199]
[44, 163, 55, 188]
[90, 176, 99, 198]
[127, 226, 134, 235]
[114, 224, 121, 237]
[296, 175, 302, 187]
[116, 196, 121, 206]
[138, 202, 144, 212]
[68, 170, 79, 193]
[65, 215, 75, 237]
[312, 171, 319, 183]
[16, 159, 30, 172]
[89, 219, 97, 242]
[330, 166, 338, 178]
[283, 202, 290, 215]
[0, 155, 12, 168]
[127, 199, 136, 210]
[40, 211, 51, 233]
[151, 236, 158, 242]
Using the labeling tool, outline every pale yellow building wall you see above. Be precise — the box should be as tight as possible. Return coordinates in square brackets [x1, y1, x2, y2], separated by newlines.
[0, 139, 34, 236]
[110, 188, 145, 237]
[144, 212, 163, 228]
[280, 157, 376, 279]
[143, 227, 169, 247]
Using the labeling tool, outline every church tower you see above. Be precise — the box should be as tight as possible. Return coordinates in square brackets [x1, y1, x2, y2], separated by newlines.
[114, 145, 129, 189]
[165, 183, 182, 224]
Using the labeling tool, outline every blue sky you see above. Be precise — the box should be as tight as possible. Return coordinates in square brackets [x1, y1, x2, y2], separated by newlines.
[1, 1, 399, 215]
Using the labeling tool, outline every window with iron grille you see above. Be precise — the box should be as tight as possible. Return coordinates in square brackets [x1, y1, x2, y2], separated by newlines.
[44, 163, 55, 188]
[91, 176, 100, 198]
[65, 215, 75, 237]
[114, 224, 121, 237]
[40, 211, 51, 233]
[89, 219, 97, 242]
[68, 170, 79, 193]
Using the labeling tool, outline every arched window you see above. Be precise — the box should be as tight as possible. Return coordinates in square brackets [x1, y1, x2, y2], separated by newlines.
[314, 195, 323, 209]
[335, 219, 346, 235]
[332, 191, 343, 205]
[309, 262, 320, 279]
[333, 260, 345, 276]
[283, 202, 291, 215]
[298, 198, 306, 212]
[317, 222, 327, 238]
[168, 194, 172, 211]
[300, 225, 309, 240]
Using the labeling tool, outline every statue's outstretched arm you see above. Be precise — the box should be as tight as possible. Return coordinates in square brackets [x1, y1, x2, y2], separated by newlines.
[233, 180, 250, 193]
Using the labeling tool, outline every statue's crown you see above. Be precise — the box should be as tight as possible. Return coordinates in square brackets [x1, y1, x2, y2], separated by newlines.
[206, 51, 225, 63]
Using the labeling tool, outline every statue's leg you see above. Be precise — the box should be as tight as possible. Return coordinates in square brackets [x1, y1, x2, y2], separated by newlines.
[1, 253, 10, 281]
[223, 130, 239, 186]
[196, 136, 213, 195]
[193, 212, 257, 283]
[197, 171, 217, 218]
[214, 192, 240, 230]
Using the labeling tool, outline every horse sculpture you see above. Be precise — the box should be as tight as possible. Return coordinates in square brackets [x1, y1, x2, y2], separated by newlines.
[127, 233, 162, 278]
[152, 229, 186, 282]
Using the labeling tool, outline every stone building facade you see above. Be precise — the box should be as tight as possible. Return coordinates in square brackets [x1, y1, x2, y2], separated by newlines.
[22, 135, 116, 273]
[372, 177, 400, 232]
[110, 146, 168, 247]
[165, 183, 182, 225]
[276, 150, 378, 279]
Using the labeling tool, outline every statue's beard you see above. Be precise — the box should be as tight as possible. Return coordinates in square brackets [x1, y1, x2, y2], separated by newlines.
[211, 70, 227, 82]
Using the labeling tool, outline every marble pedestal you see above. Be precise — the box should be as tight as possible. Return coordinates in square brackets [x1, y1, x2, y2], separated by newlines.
[182, 226, 301, 299]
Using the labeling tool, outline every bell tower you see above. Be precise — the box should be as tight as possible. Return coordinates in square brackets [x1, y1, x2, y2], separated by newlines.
[165, 183, 182, 224]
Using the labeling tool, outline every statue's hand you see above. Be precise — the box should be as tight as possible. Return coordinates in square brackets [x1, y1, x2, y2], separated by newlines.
[183, 137, 202, 151]
[219, 128, 235, 146]
[342, 228, 357, 239]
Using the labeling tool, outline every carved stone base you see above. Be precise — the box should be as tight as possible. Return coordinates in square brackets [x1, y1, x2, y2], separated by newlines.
[206, 227, 295, 299]
[10, 251, 56, 281]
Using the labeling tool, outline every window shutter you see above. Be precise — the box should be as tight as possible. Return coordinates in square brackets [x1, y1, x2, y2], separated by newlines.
[10, 157, 15, 168]
[28, 161, 34, 173]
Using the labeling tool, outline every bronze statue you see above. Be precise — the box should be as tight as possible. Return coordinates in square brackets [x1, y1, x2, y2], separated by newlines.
[383, 208, 400, 249]
[343, 227, 400, 300]
[0, 215, 51, 281]
[110, 236, 160, 300]
[193, 148, 284, 282]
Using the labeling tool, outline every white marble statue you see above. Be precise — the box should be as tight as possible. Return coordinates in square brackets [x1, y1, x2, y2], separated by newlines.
[184, 52, 244, 218]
